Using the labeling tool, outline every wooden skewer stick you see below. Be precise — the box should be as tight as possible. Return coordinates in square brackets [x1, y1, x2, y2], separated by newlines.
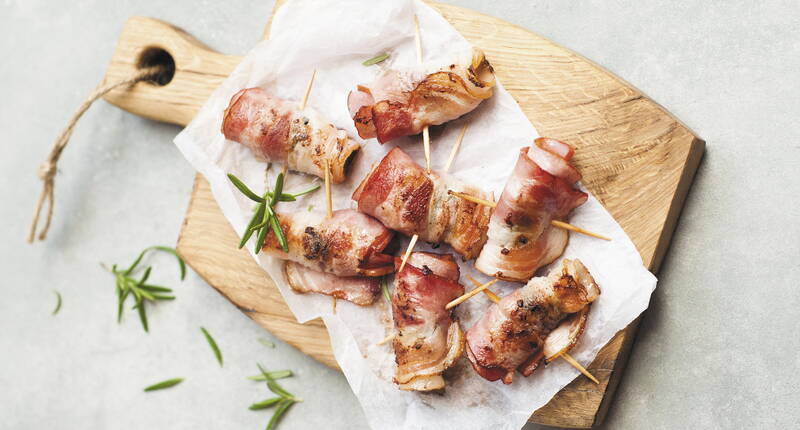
[413, 14, 432, 173]
[443, 123, 469, 173]
[324, 160, 333, 219]
[398, 234, 419, 273]
[558, 352, 600, 384]
[331, 296, 337, 314]
[422, 127, 432, 173]
[448, 190, 497, 208]
[446, 278, 499, 310]
[377, 332, 395, 346]
[447, 190, 611, 241]
[550, 220, 611, 241]
[299, 69, 316, 110]
[466, 274, 500, 303]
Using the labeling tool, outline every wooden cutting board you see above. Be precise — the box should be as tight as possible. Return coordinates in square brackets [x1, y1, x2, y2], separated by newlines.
[101, 3, 704, 428]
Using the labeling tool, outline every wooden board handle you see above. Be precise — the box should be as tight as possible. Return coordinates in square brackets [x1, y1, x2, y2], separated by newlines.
[102, 16, 241, 126]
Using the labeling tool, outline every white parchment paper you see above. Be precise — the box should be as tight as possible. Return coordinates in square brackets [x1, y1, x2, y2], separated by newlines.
[174, 1, 658, 428]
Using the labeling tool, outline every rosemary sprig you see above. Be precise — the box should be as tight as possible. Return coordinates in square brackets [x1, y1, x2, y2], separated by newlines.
[228, 173, 319, 254]
[52, 291, 62, 315]
[200, 327, 223, 367]
[105, 246, 184, 332]
[250, 364, 302, 429]
[247, 369, 293, 381]
[363, 52, 390, 66]
[144, 378, 184, 392]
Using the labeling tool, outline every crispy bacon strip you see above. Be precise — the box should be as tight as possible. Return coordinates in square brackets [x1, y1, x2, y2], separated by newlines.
[392, 252, 465, 391]
[347, 48, 495, 143]
[262, 209, 394, 277]
[466, 259, 600, 384]
[474, 138, 588, 281]
[352, 147, 492, 259]
[222, 88, 359, 183]
[283, 262, 380, 306]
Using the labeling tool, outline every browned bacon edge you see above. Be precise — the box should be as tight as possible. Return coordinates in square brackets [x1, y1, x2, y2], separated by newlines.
[283, 262, 381, 306]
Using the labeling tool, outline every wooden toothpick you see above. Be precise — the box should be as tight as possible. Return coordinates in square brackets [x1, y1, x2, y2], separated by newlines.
[377, 332, 395, 346]
[550, 220, 611, 241]
[300, 69, 316, 110]
[413, 14, 432, 173]
[448, 190, 610, 241]
[558, 352, 599, 384]
[331, 296, 337, 314]
[466, 274, 500, 303]
[422, 127, 432, 173]
[324, 160, 333, 219]
[443, 123, 469, 173]
[448, 190, 497, 208]
[398, 234, 419, 273]
[445, 278, 499, 310]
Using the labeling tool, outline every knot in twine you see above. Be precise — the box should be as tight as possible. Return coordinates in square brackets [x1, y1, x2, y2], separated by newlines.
[28, 66, 161, 243]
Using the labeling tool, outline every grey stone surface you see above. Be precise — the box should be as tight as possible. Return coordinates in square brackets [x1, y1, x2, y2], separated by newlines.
[1, 0, 797, 429]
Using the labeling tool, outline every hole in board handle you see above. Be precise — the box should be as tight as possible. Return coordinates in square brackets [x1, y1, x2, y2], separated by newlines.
[136, 46, 176, 86]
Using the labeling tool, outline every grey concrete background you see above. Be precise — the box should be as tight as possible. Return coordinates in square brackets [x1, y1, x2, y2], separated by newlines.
[1, 0, 797, 429]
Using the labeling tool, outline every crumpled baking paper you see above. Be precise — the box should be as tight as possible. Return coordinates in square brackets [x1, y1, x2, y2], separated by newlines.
[174, 0, 658, 428]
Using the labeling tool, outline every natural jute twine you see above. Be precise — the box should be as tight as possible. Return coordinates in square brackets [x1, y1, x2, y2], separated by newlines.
[27, 66, 161, 243]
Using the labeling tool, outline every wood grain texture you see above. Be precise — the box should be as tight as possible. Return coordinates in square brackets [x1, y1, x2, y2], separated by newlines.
[102, 4, 704, 428]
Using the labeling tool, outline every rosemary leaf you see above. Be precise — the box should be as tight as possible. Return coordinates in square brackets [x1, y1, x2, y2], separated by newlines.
[138, 266, 152, 285]
[151, 294, 176, 301]
[273, 193, 296, 202]
[266, 399, 295, 430]
[268, 173, 285, 207]
[201, 327, 223, 367]
[124, 246, 186, 281]
[124, 248, 149, 275]
[267, 380, 294, 400]
[139, 285, 172, 293]
[138, 288, 157, 302]
[257, 364, 277, 384]
[149, 246, 187, 281]
[258, 338, 276, 348]
[254, 209, 271, 254]
[268, 209, 288, 253]
[117, 289, 128, 323]
[248, 370, 292, 381]
[52, 291, 62, 315]
[240, 202, 266, 249]
[249, 397, 283, 410]
[289, 184, 320, 198]
[144, 378, 183, 392]
[137, 300, 149, 332]
[363, 52, 390, 66]
[228, 173, 266, 203]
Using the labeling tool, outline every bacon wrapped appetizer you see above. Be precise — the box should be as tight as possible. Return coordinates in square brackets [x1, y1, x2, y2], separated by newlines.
[283, 262, 381, 306]
[475, 138, 588, 281]
[262, 209, 394, 277]
[392, 252, 465, 391]
[347, 48, 495, 143]
[222, 88, 360, 183]
[352, 147, 492, 259]
[466, 259, 600, 384]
